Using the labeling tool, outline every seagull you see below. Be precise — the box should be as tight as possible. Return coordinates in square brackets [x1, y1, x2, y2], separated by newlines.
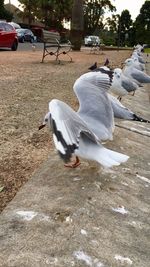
[132, 51, 145, 64]
[108, 94, 150, 123]
[109, 68, 139, 100]
[91, 67, 138, 100]
[123, 58, 150, 84]
[39, 81, 129, 168]
[130, 57, 145, 71]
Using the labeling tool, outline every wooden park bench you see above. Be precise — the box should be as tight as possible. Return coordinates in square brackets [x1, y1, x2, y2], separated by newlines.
[41, 29, 72, 63]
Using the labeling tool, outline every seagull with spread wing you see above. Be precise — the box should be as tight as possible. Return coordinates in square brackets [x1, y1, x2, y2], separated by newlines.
[39, 76, 129, 169]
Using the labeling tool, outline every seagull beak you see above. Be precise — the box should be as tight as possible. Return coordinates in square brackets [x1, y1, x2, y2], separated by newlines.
[39, 124, 46, 130]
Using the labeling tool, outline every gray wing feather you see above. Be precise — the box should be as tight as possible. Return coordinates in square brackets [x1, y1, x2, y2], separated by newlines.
[121, 78, 137, 92]
[131, 69, 150, 83]
[73, 80, 114, 141]
[49, 99, 99, 162]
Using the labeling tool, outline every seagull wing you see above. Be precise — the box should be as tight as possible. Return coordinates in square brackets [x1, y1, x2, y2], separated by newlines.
[131, 68, 150, 83]
[121, 75, 138, 92]
[73, 79, 114, 141]
[49, 99, 99, 163]
[77, 71, 113, 91]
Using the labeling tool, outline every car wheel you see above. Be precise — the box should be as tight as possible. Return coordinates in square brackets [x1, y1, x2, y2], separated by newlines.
[30, 37, 34, 43]
[11, 40, 18, 51]
[21, 37, 25, 43]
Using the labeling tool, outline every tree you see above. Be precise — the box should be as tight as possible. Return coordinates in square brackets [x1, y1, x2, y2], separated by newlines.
[118, 10, 132, 46]
[70, 0, 84, 50]
[0, 0, 13, 21]
[19, 0, 72, 29]
[83, 0, 115, 35]
[135, 0, 150, 44]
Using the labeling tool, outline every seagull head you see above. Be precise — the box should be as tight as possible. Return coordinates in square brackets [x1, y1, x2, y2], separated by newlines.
[114, 68, 122, 78]
[39, 112, 51, 130]
[124, 58, 133, 66]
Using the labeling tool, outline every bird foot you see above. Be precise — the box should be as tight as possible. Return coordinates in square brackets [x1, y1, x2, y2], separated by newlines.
[64, 157, 81, 168]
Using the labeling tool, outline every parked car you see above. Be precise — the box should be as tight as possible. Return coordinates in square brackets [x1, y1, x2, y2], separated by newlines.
[84, 35, 100, 47]
[16, 28, 36, 43]
[0, 21, 18, 51]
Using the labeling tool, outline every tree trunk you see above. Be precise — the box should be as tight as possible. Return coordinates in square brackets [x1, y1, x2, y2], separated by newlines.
[70, 0, 84, 51]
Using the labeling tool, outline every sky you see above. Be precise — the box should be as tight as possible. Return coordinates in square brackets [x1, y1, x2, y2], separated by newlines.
[4, 0, 146, 21]
[111, 0, 146, 20]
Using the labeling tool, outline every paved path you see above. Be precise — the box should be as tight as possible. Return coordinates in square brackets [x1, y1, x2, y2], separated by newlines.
[0, 57, 150, 267]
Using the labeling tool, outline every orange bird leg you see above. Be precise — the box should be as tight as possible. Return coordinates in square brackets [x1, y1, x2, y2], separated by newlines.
[64, 156, 81, 168]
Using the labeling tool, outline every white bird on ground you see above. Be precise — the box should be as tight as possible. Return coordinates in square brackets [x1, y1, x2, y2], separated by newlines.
[123, 58, 150, 84]
[130, 57, 145, 71]
[132, 51, 145, 64]
[109, 68, 139, 100]
[39, 79, 129, 168]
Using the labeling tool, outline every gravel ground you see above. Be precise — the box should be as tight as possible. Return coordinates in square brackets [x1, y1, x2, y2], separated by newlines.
[0, 48, 131, 212]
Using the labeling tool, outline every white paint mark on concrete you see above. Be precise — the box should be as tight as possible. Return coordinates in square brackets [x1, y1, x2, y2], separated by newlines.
[115, 255, 133, 265]
[66, 216, 73, 223]
[45, 257, 58, 265]
[56, 197, 64, 201]
[73, 177, 81, 181]
[136, 174, 150, 184]
[73, 250, 104, 267]
[39, 214, 50, 222]
[121, 182, 128, 186]
[82, 186, 85, 190]
[111, 175, 117, 179]
[16, 211, 38, 221]
[102, 167, 116, 174]
[81, 229, 87, 235]
[73, 251, 92, 266]
[112, 206, 129, 215]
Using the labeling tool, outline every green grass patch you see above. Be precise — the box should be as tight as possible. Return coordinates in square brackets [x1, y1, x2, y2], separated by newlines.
[144, 48, 150, 53]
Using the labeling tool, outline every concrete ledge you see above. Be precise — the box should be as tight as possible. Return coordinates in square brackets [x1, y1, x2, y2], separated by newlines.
[0, 64, 150, 267]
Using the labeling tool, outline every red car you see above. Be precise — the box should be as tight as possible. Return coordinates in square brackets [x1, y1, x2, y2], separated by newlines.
[0, 21, 18, 51]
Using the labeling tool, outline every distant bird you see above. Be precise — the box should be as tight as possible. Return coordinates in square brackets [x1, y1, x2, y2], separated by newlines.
[130, 57, 145, 71]
[132, 51, 145, 64]
[104, 58, 110, 66]
[88, 62, 97, 71]
[110, 68, 139, 100]
[124, 58, 150, 84]
[39, 81, 129, 168]
[88, 58, 110, 71]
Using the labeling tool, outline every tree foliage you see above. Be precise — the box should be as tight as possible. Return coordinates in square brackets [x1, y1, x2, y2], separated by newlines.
[83, 0, 115, 35]
[119, 10, 132, 46]
[0, 0, 13, 21]
[134, 0, 150, 44]
[19, 0, 73, 29]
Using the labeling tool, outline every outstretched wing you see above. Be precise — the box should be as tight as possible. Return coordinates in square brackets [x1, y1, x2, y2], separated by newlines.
[75, 71, 113, 91]
[73, 80, 114, 141]
[49, 99, 99, 162]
